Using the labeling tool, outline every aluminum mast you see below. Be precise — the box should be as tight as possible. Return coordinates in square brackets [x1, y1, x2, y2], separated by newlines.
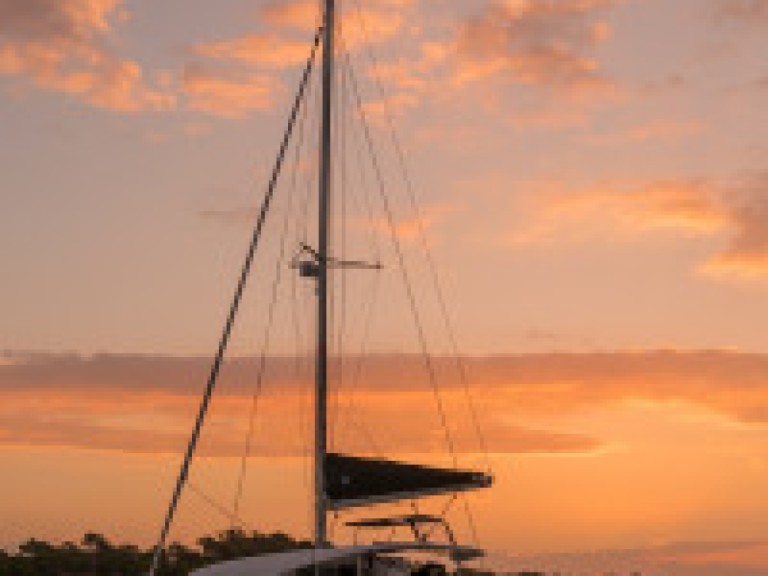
[315, 0, 335, 548]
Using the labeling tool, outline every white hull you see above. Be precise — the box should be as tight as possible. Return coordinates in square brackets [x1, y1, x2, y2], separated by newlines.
[189, 542, 472, 576]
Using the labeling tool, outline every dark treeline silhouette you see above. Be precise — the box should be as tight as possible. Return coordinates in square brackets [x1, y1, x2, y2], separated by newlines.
[0, 528, 310, 575]
[0, 530, 571, 575]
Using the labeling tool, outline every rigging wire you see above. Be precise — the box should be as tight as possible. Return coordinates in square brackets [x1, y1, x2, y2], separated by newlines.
[338, 269, 383, 456]
[330, 19, 349, 454]
[329, 23, 356, 454]
[332, 36, 391, 458]
[314, 33, 384, 459]
[348, 0, 492, 476]
[344, 3, 487, 554]
[289, 54, 314, 380]
[148, 28, 322, 576]
[293, 61, 323, 519]
[231, 103, 307, 518]
[341, 49, 459, 468]
[188, 482, 253, 532]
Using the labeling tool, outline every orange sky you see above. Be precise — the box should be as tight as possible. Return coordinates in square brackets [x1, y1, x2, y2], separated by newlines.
[1, 1, 768, 575]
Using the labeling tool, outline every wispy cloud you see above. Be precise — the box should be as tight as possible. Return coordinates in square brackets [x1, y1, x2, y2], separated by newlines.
[181, 0, 323, 120]
[0, 0, 175, 112]
[715, 0, 768, 25]
[453, 0, 619, 96]
[369, 202, 454, 242]
[181, 64, 276, 119]
[5, 349, 768, 455]
[193, 0, 406, 71]
[583, 119, 706, 145]
[512, 173, 768, 278]
[351, 0, 624, 128]
[193, 34, 313, 70]
[261, 0, 320, 32]
[0, 351, 602, 456]
[704, 175, 768, 276]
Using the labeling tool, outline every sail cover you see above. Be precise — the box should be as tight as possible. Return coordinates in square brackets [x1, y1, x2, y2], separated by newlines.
[325, 453, 492, 510]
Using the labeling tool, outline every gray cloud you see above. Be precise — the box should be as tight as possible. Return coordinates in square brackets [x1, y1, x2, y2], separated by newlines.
[715, 0, 768, 24]
[710, 173, 768, 272]
[455, 0, 618, 92]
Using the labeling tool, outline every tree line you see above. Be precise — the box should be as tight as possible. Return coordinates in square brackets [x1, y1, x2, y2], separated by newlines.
[0, 529, 310, 575]
[0, 529, 560, 575]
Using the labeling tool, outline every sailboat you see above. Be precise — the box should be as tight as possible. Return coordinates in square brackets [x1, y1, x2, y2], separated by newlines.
[148, 1, 493, 574]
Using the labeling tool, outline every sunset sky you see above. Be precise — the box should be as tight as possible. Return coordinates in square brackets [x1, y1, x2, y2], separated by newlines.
[1, 0, 768, 575]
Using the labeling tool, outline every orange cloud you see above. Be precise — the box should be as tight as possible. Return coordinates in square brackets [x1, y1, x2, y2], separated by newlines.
[556, 183, 727, 233]
[194, 34, 312, 70]
[0, 388, 599, 458]
[182, 64, 277, 119]
[340, 4, 405, 51]
[261, 0, 412, 41]
[262, 0, 320, 32]
[0, 351, 602, 456]
[357, 40, 451, 121]
[368, 203, 452, 242]
[454, 0, 619, 95]
[583, 119, 706, 145]
[195, 0, 407, 73]
[0, 0, 174, 112]
[6, 349, 768, 457]
[514, 174, 768, 277]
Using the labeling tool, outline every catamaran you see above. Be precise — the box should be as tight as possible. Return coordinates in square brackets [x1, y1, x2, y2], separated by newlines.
[148, 1, 493, 574]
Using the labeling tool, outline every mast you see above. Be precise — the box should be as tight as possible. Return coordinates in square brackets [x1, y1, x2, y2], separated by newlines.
[315, 0, 335, 548]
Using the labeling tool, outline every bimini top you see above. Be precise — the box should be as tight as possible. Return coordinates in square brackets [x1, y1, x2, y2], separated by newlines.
[189, 542, 484, 576]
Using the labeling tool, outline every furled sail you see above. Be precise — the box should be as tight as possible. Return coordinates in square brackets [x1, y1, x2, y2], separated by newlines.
[325, 453, 492, 510]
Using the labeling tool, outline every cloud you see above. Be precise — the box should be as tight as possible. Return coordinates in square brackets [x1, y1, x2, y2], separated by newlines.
[371, 41, 450, 93]
[0, 406, 599, 457]
[454, 0, 618, 95]
[513, 174, 768, 277]
[357, 40, 452, 121]
[704, 175, 768, 276]
[338, 3, 406, 51]
[583, 119, 706, 145]
[194, 0, 406, 71]
[0, 351, 602, 456]
[0, 0, 174, 112]
[194, 34, 313, 70]
[5, 348, 768, 455]
[369, 202, 454, 241]
[715, 0, 768, 25]
[554, 182, 727, 232]
[261, 0, 320, 32]
[260, 0, 411, 41]
[182, 64, 276, 119]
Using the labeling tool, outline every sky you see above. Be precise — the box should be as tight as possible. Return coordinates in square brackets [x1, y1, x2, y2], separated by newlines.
[1, 0, 768, 574]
